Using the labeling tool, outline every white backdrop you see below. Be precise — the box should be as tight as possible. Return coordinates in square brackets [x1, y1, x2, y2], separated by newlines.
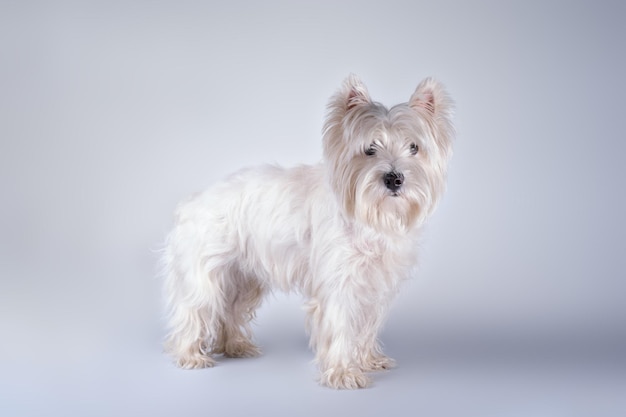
[1, 1, 625, 416]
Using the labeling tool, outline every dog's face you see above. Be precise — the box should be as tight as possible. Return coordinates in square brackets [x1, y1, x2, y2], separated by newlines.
[323, 75, 454, 233]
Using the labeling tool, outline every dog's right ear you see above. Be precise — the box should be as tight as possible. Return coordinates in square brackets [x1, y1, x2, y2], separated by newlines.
[344, 74, 371, 110]
[323, 75, 373, 217]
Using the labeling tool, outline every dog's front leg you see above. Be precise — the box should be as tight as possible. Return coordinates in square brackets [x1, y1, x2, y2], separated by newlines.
[307, 291, 383, 389]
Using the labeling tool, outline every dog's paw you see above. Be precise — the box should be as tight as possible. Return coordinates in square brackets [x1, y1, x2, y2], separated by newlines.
[360, 354, 396, 372]
[320, 367, 370, 389]
[175, 353, 216, 369]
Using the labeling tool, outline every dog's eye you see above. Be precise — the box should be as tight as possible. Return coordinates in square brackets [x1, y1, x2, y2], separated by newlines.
[365, 145, 376, 156]
[409, 143, 419, 155]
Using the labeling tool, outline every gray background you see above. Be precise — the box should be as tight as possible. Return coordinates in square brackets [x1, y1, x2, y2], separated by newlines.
[1, 1, 625, 416]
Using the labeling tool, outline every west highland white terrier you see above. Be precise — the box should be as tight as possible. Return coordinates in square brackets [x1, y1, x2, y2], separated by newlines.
[162, 74, 454, 389]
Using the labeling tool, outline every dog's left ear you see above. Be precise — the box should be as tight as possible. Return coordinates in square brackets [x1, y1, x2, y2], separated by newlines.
[409, 78, 454, 159]
[409, 78, 453, 122]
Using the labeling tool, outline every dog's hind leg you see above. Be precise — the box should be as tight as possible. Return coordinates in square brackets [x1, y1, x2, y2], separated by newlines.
[163, 253, 231, 369]
[162, 207, 238, 369]
[211, 268, 266, 358]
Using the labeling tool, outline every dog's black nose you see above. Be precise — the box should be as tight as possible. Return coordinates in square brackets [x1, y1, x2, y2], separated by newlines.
[383, 171, 404, 192]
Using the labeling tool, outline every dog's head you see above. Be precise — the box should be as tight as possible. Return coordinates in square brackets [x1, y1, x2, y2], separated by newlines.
[323, 75, 454, 233]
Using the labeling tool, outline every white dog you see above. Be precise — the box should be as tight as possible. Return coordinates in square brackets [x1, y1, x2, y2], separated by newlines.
[162, 75, 454, 389]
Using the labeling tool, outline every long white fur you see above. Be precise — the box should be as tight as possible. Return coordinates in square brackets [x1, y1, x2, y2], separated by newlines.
[162, 74, 454, 389]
